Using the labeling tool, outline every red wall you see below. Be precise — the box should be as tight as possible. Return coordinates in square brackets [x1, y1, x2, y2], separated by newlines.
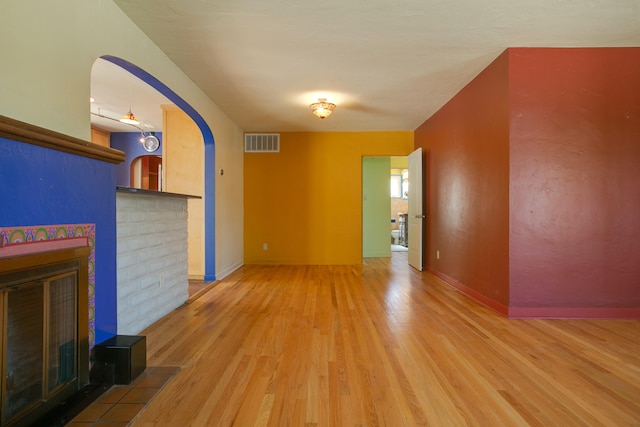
[509, 48, 640, 316]
[414, 50, 511, 312]
[415, 48, 640, 318]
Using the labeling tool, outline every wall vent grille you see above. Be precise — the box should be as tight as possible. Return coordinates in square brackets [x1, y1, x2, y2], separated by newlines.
[244, 133, 280, 152]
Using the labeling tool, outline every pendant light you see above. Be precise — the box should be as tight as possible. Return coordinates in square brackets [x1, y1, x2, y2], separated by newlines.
[119, 108, 140, 125]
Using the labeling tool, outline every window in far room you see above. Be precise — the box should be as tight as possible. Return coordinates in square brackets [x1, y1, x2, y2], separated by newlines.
[391, 170, 409, 199]
[391, 174, 402, 198]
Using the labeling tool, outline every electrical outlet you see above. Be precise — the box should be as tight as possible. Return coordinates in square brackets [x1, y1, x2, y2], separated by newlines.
[263, 243, 268, 250]
[436, 250, 440, 260]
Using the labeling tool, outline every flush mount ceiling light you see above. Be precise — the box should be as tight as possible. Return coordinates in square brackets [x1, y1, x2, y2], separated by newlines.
[119, 109, 140, 125]
[309, 98, 336, 119]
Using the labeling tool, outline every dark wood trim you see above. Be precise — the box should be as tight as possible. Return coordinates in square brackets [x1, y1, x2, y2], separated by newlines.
[0, 114, 125, 164]
[0, 245, 91, 276]
[116, 186, 202, 199]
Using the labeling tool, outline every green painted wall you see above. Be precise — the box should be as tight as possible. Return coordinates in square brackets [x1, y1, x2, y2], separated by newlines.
[363, 157, 392, 257]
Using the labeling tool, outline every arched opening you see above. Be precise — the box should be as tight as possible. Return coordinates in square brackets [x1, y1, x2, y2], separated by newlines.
[130, 155, 162, 190]
[93, 56, 216, 280]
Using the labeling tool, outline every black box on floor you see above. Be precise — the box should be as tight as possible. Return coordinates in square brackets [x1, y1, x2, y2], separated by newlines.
[93, 335, 146, 384]
[89, 361, 115, 385]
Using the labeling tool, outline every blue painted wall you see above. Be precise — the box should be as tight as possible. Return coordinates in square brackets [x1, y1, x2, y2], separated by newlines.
[110, 132, 163, 187]
[0, 137, 118, 343]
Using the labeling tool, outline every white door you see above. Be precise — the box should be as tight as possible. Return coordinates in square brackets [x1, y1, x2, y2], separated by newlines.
[408, 148, 424, 270]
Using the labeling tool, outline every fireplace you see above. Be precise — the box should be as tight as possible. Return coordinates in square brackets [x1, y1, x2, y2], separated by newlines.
[0, 245, 90, 426]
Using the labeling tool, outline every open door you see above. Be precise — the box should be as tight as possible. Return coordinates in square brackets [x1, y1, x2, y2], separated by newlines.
[408, 148, 424, 270]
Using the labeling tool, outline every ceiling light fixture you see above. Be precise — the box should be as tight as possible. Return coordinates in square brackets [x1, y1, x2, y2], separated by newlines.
[119, 109, 140, 125]
[309, 98, 336, 119]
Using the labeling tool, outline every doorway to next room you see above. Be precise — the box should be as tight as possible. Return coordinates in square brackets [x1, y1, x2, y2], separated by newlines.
[362, 156, 409, 258]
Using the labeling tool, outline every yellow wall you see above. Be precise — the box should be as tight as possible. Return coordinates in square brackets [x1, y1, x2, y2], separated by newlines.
[244, 131, 413, 264]
[390, 156, 408, 169]
[162, 106, 205, 278]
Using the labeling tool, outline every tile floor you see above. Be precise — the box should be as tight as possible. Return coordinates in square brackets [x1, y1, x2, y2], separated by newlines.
[67, 366, 180, 426]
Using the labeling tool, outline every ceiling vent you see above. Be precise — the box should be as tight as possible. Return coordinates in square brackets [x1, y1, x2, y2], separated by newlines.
[244, 133, 280, 153]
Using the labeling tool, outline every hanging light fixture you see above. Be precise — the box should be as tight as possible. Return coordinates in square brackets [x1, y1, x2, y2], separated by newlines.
[309, 98, 336, 119]
[119, 108, 140, 125]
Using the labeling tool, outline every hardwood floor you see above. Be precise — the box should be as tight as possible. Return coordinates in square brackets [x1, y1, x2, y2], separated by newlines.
[132, 253, 640, 426]
[188, 279, 217, 303]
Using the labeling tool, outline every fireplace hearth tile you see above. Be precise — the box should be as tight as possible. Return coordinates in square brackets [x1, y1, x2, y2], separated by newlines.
[73, 402, 112, 422]
[120, 386, 161, 404]
[68, 366, 179, 425]
[100, 403, 145, 422]
[95, 385, 129, 404]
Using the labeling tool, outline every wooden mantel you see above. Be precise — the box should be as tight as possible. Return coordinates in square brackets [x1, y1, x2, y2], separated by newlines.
[0, 114, 125, 164]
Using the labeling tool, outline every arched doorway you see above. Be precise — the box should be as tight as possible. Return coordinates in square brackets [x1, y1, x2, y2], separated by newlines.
[95, 56, 216, 280]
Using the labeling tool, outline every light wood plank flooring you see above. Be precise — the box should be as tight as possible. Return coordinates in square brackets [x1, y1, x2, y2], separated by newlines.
[131, 253, 640, 426]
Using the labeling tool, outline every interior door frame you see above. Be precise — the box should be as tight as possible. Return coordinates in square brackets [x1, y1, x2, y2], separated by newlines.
[408, 148, 424, 270]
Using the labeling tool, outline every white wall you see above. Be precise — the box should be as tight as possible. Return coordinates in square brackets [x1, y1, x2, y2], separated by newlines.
[116, 192, 189, 335]
[0, 0, 244, 282]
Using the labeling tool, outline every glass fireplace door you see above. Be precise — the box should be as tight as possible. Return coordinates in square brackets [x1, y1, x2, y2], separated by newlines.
[1, 246, 89, 426]
[1, 272, 78, 426]
[47, 273, 77, 393]
[3, 281, 45, 423]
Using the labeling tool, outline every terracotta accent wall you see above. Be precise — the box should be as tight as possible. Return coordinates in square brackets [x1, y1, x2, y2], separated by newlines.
[509, 48, 640, 316]
[415, 47, 640, 318]
[244, 132, 413, 264]
[414, 51, 511, 311]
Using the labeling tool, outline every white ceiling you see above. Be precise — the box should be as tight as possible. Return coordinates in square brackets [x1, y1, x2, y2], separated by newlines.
[90, 59, 169, 133]
[93, 0, 640, 133]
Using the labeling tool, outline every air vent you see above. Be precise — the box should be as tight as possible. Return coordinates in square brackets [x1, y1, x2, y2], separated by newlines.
[244, 133, 280, 153]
